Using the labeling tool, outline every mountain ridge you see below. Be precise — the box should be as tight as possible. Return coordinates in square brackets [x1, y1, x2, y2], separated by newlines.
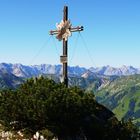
[0, 63, 140, 78]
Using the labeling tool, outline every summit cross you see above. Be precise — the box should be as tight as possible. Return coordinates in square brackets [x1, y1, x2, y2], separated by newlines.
[49, 6, 84, 87]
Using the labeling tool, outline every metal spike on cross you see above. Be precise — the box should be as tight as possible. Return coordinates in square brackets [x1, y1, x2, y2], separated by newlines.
[49, 6, 84, 87]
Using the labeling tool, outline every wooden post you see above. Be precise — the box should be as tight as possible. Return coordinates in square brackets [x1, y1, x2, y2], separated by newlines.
[63, 6, 68, 87]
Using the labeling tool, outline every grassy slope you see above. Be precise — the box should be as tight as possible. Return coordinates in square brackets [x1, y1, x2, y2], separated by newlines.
[94, 75, 140, 125]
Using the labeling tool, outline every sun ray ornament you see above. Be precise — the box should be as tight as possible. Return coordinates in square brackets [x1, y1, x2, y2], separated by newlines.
[50, 6, 84, 87]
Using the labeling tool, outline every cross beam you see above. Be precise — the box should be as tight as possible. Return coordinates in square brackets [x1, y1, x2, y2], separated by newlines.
[49, 6, 84, 87]
[50, 26, 84, 35]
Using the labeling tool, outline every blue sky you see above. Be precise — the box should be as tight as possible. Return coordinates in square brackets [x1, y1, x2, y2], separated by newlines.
[0, 0, 140, 68]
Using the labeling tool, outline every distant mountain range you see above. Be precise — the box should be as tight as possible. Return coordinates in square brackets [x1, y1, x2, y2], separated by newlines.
[0, 63, 86, 78]
[0, 63, 140, 79]
[89, 65, 140, 76]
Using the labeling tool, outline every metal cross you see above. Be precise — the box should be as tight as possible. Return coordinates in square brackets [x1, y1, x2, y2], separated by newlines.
[49, 6, 84, 87]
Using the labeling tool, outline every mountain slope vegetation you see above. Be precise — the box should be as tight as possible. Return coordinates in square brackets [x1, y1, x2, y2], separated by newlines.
[95, 75, 140, 126]
[0, 77, 139, 140]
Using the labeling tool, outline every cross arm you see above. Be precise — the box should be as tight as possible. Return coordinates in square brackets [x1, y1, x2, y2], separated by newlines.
[49, 26, 84, 35]
[49, 30, 59, 35]
[70, 26, 84, 32]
